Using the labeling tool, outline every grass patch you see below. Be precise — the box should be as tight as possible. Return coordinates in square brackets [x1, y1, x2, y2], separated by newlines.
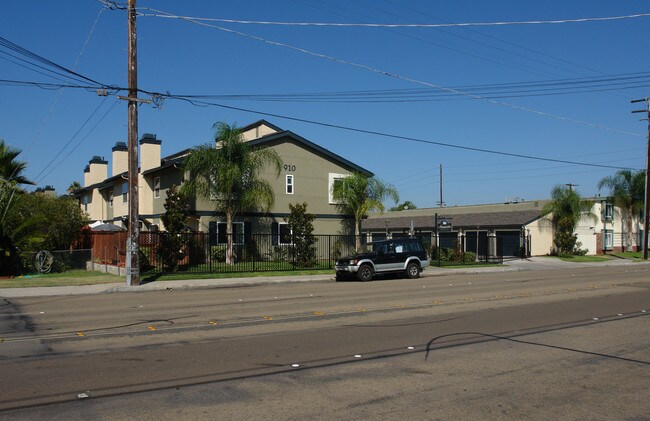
[549, 255, 613, 263]
[611, 251, 643, 260]
[0, 270, 123, 288]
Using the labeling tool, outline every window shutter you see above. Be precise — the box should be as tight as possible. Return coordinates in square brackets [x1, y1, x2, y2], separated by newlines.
[244, 221, 252, 244]
[209, 221, 217, 246]
[272, 222, 279, 246]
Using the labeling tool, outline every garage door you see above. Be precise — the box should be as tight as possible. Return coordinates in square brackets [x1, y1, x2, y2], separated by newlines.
[496, 231, 521, 256]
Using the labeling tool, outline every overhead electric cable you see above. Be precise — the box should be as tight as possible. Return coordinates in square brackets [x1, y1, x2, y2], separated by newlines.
[37, 98, 120, 182]
[33, 97, 109, 183]
[148, 92, 640, 171]
[136, 11, 650, 28]
[0, 35, 114, 88]
[136, 7, 642, 138]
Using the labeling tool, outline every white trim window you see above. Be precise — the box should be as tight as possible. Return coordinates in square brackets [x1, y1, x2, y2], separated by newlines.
[603, 229, 614, 251]
[154, 177, 161, 199]
[108, 191, 114, 208]
[603, 203, 614, 221]
[82, 194, 90, 211]
[328, 173, 348, 204]
[121, 182, 128, 203]
[217, 222, 245, 245]
[286, 174, 294, 195]
[278, 222, 292, 245]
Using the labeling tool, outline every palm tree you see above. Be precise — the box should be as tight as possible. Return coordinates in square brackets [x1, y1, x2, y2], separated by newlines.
[67, 181, 82, 195]
[542, 185, 595, 255]
[332, 172, 399, 251]
[598, 170, 645, 251]
[0, 139, 34, 186]
[181, 122, 282, 264]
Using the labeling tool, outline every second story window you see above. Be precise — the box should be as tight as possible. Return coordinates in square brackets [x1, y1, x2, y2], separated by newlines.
[286, 175, 294, 194]
[122, 182, 128, 203]
[108, 191, 114, 208]
[603, 203, 613, 221]
[154, 177, 161, 199]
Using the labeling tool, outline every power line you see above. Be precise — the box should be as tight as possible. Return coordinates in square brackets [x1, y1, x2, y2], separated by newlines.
[32, 97, 110, 183]
[37, 98, 120, 182]
[0, 36, 113, 88]
[136, 11, 650, 28]
[134, 7, 643, 138]
[149, 92, 642, 171]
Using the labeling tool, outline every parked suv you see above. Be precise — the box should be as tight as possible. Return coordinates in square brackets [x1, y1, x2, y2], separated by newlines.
[335, 238, 429, 281]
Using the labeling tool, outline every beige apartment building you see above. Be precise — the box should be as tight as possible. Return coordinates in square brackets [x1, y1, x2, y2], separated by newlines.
[75, 120, 372, 238]
[362, 198, 643, 257]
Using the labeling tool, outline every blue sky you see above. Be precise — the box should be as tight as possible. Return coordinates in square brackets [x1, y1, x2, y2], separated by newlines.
[1, 1, 649, 208]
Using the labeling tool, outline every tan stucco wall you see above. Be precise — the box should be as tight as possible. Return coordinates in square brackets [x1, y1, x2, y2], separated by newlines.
[525, 216, 553, 256]
[240, 123, 279, 141]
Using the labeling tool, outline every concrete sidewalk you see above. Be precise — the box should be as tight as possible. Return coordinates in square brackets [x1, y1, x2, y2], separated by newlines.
[0, 257, 645, 298]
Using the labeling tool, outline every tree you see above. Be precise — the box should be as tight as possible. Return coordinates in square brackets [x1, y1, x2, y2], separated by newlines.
[598, 170, 645, 252]
[0, 139, 34, 186]
[159, 185, 189, 272]
[542, 185, 595, 256]
[390, 201, 417, 211]
[0, 189, 88, 275]
[332, 172, 399, 251]
[285, 202, 317, 267]
[67, 181, 82, 195]
[181, 122, 282, 264]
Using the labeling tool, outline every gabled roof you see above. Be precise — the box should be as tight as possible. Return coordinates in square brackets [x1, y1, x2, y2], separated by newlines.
[142, 128, 373, 177]
[247, 130, 373, 176]
[238, 119, 283, 134]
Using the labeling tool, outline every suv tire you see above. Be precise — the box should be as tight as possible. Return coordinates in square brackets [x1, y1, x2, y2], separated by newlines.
[405, 261, 420, 279]
[357, 264, 374, 282]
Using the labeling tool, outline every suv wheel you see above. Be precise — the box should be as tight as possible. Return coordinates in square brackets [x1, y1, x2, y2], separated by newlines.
[405, 262, 420, 279]
[357, 264, 374, 282]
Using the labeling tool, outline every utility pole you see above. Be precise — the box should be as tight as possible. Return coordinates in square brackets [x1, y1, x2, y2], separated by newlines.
[126, 0, 140, 285]
[632, 97, 650, 260]
[438, 163, 445, 207]
[564, 183, 578, 191]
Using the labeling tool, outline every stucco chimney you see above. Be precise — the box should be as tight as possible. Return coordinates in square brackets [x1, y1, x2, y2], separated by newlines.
[83, 156, 108, 187]
[139, 133, 161, 172]
[112, 141, 128, 176]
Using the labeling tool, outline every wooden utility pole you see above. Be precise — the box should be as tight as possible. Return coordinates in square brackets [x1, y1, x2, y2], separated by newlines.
[126, 0, 140, 285]
[632, 97, 650, 260]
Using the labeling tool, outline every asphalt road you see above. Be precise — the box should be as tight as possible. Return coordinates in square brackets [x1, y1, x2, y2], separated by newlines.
[0, 265, 649, 420]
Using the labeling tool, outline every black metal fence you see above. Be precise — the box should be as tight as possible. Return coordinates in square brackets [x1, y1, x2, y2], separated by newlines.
[428, 233, 531, 267]
[139, 232, 359, 275]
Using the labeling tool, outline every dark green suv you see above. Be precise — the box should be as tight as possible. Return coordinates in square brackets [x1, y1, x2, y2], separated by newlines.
[335, 238, 429, 281]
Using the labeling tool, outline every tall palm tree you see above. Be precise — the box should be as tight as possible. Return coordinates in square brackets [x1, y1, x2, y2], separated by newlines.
[0, 139, 34, 186]
[67, 181, 82, 195]
[332, 172, 399, 251]
[598, 170, 645, 251]
[181, 122, 282, 264]
[542, 185, 595, 255]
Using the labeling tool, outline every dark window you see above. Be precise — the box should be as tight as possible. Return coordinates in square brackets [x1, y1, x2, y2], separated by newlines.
[217, 222, 244, 245]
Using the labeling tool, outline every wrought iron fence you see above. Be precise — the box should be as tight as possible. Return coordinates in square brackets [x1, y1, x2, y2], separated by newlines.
[429, 233, 531, 267]
[135, 232, 359, 275]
